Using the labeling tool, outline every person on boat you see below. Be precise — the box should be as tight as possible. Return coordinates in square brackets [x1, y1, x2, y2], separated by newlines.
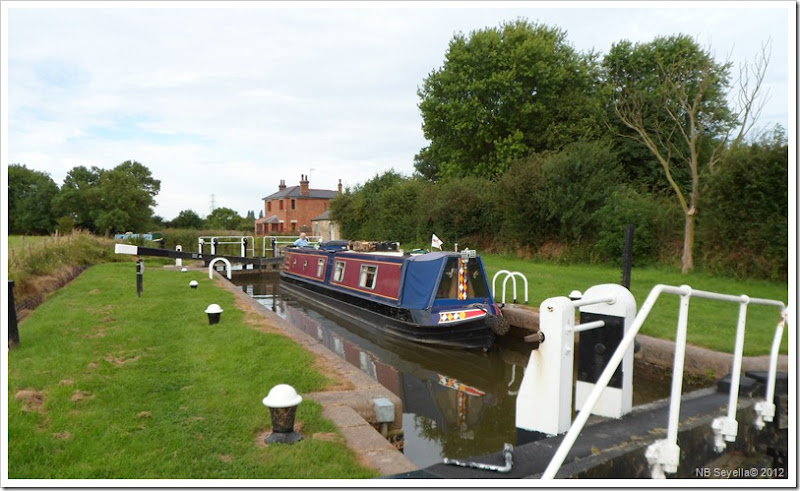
[293, 233, 309, 247]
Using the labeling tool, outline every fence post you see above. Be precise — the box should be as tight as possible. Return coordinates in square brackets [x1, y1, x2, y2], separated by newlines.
[8, 280, 20, 349]
[621, 224, 634, 289]
[136, 260, 144, 297]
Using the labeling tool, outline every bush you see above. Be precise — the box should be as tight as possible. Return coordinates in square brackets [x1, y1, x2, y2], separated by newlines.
[420, 176, 500, 249]
[700, 127, 788, 280]
[592, 187, 663, 265]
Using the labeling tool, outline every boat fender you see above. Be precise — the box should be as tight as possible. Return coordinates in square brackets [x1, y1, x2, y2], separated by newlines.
[469, 303, 510, 336]
[489, 314, 511, 336]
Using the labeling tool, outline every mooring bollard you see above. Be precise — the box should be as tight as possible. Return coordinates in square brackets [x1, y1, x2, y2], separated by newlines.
[8, 280, 20, 349]
[189, 280, 198, 290]
[262, 384, 303, 444]
[136, 259, 144, 297]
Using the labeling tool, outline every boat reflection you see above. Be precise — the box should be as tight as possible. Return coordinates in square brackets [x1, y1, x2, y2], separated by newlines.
[235, 273, 520, 466]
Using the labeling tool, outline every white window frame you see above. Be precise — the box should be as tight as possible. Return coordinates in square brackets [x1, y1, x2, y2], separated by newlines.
[359, 264, 378, 290]
[333, 261, 346, 282]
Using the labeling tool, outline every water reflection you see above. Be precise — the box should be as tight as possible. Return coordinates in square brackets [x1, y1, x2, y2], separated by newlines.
[233, 273, 525, 467]
[231, 273, 685, 468]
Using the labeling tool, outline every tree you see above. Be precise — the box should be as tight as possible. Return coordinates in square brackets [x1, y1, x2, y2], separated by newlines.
[52, 161, 161, 235]
[416, 19, 606, 180]
[168, 209, 205, 229]
[52, 165, 103, 230]
[604, 35, 769, 272]
[8, 164, 60, 234]
[205, 207, 246, 230]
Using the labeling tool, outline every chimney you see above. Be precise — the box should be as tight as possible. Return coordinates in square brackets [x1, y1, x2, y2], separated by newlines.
[337, 179, 342, 195]
[278, 179, 286, 191]
[300, 174, 309, 196]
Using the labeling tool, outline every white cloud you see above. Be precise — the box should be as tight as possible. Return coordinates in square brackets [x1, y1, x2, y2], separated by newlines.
[4, 1, 792, 221]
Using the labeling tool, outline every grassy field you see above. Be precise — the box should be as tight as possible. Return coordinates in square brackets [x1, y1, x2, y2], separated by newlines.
[482, 254, 789, 357]
[7, 261, 377, 479]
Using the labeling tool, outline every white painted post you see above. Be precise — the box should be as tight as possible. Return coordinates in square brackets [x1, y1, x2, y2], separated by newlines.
[208, 257, 232, 280]
[241, 237, 247, 257]
[574, 284, 637, 419]
[516, 296, 575, 438]
[712, 297, 749, 451]
[175, 245, 183, 267]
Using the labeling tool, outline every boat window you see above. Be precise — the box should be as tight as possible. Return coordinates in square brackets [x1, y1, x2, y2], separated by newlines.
[436, 257, 460, 299]
[466, 258, 490, 298]
[317, 259, 325, 277]
[359, 264, 378, 290]
[435, 257, 490, 299]
[333, 261, 346, 282]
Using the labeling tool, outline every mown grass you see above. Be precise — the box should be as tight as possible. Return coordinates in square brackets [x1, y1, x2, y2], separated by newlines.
[482, 254, 789, 357]
[8, 262, 377, 479]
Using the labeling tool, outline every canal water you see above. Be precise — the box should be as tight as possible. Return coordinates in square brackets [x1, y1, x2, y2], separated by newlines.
[231, 272, 697, 469]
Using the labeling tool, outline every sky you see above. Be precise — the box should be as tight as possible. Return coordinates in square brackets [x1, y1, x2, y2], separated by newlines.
[2, 1, 794, 222]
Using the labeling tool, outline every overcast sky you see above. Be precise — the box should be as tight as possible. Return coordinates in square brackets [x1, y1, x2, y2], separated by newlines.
[2, 1, 794, 221]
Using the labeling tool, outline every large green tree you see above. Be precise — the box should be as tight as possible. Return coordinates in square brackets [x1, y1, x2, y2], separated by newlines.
[8, 164, 60, 234]
[52, 165, 103, 230]
[604, 35, 769, 272]
[169, 209, 205, 229]
[205, 207, 246, 231]
[415, 19, 606, 181]
[53, 160, 161, 235]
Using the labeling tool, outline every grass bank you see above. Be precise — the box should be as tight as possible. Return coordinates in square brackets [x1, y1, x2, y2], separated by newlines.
[482, 254, 789, 357]
[7, 262, 377, 479]
[8, 232, 129, 307]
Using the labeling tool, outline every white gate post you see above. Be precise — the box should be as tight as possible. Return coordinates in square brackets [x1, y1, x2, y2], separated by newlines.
[574, 284, 637, 419]
[515, 296, 575, 442]
[175, 245, 182, 267]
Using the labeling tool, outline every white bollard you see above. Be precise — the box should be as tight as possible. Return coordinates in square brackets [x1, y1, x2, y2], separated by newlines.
[175, 245, 183, 267]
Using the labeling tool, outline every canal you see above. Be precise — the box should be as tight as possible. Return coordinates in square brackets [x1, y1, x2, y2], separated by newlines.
[230, 272, 705, 469]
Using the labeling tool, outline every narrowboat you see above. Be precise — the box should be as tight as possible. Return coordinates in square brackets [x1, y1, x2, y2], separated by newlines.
[279, 241, 508, 350]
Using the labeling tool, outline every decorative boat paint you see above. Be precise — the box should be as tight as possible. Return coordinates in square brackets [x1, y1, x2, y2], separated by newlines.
[279, 244, 506, 350]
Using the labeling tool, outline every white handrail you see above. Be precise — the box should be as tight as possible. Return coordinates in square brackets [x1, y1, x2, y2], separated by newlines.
[492, 270, 529, 304]
[540, 284, 787, 479]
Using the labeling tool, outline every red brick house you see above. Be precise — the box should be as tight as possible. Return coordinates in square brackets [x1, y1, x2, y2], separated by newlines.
[255, 175, 341, 235]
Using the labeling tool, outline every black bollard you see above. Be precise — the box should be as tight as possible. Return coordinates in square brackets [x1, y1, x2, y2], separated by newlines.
[136, 259, 143, 297]
[8, 280, 20, 348]
[621, 224, 634, 289]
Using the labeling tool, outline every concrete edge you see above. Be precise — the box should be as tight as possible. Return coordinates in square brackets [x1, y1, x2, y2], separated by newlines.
[210, 269, 418, 474]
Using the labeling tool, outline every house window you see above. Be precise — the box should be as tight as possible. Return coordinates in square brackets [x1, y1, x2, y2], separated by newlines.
[359, 264, 378, 290]
[279, 200, 284, 210]
[317, 259, 325, 277]
[333, 261, 346, 282]
[291, 199, 296, 210]
[267, 202, 272, 212]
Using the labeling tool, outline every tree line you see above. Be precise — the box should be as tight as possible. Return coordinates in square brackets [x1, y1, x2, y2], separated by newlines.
[331, 20, 786, 281]
[8, 160, 257, 236]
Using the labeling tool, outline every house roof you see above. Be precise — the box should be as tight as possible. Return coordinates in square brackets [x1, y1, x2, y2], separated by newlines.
[262, 185, 339, 201]
[255, 214, 281, 224]
[311, 210, 332, 221]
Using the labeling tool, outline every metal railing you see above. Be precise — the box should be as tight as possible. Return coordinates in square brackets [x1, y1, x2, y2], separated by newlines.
[260, 235, 322, 257]
[540, 284, 788, 479]
[491, 270, 529, 304]
[198, 236, 255, 257]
